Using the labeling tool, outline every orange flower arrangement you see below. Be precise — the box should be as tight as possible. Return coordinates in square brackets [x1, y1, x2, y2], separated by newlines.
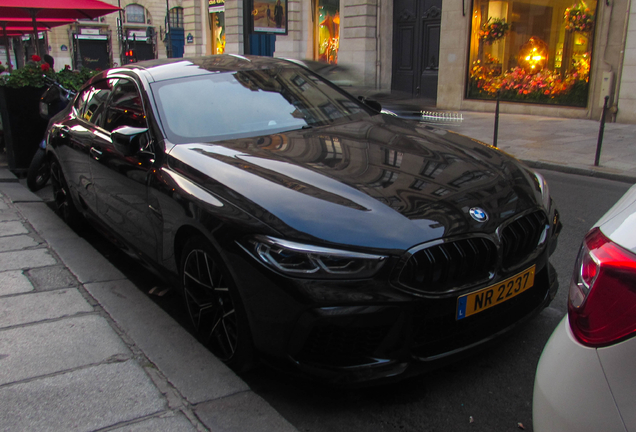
[564, 3, 594, 32]
[479, 18, 510, 44]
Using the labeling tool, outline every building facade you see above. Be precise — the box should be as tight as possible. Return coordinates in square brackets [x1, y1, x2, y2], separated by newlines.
[6, 0, 636, 123]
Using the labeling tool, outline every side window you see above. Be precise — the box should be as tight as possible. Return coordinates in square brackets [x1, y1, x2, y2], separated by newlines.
[74, 88, 91, 117]
[81, 79, 114, 126]
[104, 79, 147, 133]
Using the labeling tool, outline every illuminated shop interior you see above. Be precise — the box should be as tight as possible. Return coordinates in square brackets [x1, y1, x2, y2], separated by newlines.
[315, 0, 340, 64]
[209, 0, 226, 54]
[467, 0, 596, 106]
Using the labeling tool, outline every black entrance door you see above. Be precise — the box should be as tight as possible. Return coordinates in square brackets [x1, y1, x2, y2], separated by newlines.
[392, 0, 442, 100]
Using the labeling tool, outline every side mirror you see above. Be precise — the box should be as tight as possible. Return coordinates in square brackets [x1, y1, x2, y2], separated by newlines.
[111, 126, 149, 157]
[357, 96, 382, 113]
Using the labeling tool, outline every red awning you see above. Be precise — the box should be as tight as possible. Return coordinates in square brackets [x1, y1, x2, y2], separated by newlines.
[0, 18, 76, 28]
[0, 0, 120, 59]
[0, 0, 120, 21]
[0, 19, 76, 33]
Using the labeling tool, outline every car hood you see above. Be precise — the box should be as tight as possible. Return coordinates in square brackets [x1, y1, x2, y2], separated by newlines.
[166, 116, 542, 251]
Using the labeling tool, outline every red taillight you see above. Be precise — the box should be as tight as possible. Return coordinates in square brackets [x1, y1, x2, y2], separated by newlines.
[568, 227, 636, 347]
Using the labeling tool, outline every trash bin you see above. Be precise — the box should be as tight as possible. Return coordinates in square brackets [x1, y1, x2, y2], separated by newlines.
[0, 85, 48, 174]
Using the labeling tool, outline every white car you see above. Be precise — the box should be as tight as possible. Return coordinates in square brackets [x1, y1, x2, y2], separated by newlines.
[533, 183, 636, 432]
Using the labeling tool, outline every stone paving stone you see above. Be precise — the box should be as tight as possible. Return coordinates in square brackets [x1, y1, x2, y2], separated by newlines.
[84, 279, 249, 405]
[0, 182, 42, 203]
[0, 361, 167, 432]
[14, 202, 78, 243]
[110, 412, 197, 431]
[0, 288, 93, 328]
[51, 237, 127, 284]
[0, 315, 131, 385]
[0, 201, 7, 211]
[0, 220, 28, 236]
[26, 265, 79, 290]
[0, 234, 39, 252]
[0, 248, 57, 272]
[0, 169, 17, 182]
[0, 209, 20, 221]
[195, 391, 298, 432]
[0, 271, 33, 296]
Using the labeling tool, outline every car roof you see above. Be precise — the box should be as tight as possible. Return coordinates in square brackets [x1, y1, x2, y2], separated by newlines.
[110, 54, 300, 83]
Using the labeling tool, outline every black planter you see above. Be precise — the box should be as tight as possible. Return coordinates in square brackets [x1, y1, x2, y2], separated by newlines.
[0, 86, 48, 174]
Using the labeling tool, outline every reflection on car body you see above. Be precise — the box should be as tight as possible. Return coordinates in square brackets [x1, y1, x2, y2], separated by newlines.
[46, 55, 561, 385]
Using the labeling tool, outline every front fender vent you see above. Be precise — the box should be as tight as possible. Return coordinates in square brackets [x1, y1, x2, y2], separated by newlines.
[398, 237, 497, 294]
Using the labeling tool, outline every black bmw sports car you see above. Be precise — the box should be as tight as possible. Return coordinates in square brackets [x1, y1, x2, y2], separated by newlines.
[45, 55, 561, 385]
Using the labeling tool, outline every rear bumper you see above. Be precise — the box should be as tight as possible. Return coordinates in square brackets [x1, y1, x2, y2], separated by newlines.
[532, 318, 626, 432]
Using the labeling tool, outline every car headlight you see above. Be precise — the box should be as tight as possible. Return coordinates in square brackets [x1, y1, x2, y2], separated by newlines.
[533, 171, 551, 210]
[241, 236, 388, 279]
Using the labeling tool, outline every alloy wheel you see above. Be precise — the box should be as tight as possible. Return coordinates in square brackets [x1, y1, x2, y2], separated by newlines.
[182, 247, 238, 361]
[49, 160, 73, 222]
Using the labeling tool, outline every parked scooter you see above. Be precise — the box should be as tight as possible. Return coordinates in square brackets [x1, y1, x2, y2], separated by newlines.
[26, 77, 76, 192]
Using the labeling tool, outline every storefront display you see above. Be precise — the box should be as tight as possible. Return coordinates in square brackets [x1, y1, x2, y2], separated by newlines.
[252, 0, 287, 34]
[209, 0, 226, 55]
[467, 0, 596, 107]
[212, 13, 225, 54]
[316, 0, 339, 64]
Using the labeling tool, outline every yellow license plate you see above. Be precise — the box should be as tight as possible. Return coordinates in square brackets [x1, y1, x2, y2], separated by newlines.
[456, 265, 535, 320]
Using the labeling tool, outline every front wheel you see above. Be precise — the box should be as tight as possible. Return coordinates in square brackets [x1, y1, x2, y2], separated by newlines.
[180, 237, 254, 371]
[27, 148, 50, 192]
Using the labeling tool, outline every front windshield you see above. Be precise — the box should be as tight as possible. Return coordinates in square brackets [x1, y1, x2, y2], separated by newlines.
[151, 66, 373, 144]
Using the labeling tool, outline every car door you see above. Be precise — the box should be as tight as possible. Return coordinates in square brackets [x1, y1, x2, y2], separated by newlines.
[50, 81, 113, 215]
[88, 77, 159, 261]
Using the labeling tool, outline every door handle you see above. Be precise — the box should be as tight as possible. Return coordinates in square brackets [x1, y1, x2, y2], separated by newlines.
[90, 147, 103, 160]
[59, 126, 70, 139]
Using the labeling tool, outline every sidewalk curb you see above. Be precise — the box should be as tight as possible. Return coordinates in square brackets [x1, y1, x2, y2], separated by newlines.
[522, 160, 636, 184]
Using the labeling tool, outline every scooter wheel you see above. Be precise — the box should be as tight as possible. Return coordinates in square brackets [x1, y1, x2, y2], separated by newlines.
[27, 148, 50, 192]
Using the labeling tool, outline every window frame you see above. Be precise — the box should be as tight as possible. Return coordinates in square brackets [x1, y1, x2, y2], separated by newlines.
[125, 4, 146, 24]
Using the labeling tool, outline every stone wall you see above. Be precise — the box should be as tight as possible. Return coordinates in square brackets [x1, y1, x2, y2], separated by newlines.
[338, 0, 378, 86]
[616, 0, 636, 123]
[225, 0, 245, 54]
[273, 0, 310, 58]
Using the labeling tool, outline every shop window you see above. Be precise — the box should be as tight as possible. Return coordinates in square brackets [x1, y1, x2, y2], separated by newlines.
[315, 0, 340, 64]
[209, 12, 225, 54]
[467, 0, 596, 107]
[170, 7, 184, 28]
[126, 4, 146, 24]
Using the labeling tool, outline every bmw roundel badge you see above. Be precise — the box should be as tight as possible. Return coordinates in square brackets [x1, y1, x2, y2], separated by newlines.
[469, 207, 489, 223]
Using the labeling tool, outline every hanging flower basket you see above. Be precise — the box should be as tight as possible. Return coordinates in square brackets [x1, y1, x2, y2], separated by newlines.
[479, 18, 510, 45]
[564, 2, 594, 32]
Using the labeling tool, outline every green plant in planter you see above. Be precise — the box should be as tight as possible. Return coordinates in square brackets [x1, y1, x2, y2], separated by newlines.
[55, 66, 100, 92]
[0, 56, 99, 171]
[0, 56, 99, 91]
[0, 55, 55, 88]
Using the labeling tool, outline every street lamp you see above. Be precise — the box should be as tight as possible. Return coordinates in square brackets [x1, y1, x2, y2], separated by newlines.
[165, 0, 172, 58]
[118, 0, 124, 65]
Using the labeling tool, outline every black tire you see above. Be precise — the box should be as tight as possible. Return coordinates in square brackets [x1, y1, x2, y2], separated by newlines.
[179, 237, 254, 371]
[27, 148, 50, 192]
[49, 158, 82, 226]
